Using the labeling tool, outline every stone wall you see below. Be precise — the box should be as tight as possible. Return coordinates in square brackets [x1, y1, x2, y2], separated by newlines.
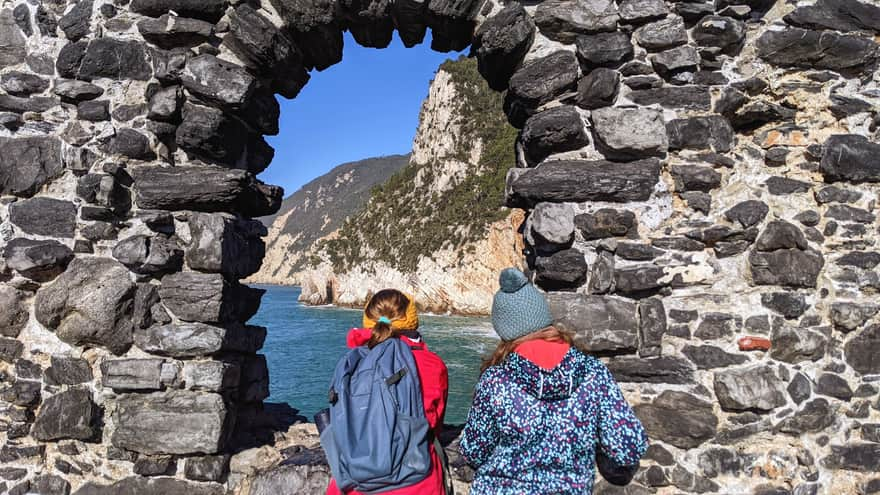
[0, 0, 879, 493]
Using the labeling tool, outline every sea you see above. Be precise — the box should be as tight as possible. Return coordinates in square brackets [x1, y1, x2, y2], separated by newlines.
[249, 284, 499, 425]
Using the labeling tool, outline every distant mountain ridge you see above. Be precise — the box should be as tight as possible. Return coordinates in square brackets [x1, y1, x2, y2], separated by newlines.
[252, 154, 409, 283]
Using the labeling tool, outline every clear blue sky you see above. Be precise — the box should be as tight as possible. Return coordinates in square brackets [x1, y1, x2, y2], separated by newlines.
[258, 32, 465, 197]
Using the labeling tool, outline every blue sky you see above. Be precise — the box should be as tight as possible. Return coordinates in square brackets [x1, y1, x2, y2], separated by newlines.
[258, 32, 465, 197]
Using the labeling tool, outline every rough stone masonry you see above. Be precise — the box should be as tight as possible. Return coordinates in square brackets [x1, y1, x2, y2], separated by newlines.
[0, 0, 879, 493]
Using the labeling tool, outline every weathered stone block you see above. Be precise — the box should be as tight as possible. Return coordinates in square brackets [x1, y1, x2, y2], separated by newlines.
[521, 106, 589, 165]
[820, 135, 880, 184]
[238, 354, 270, 403]
[771, 325, 827, 364]
[527, 203, 575, 252]
[714, 364, 787, 412]
[507, 159, 661, 208]
[73, 476, 225, 495]
[4, 238, 74, 282]
[547, 292, 638, 354]
[101, 358, 165, 391]
[607, 356, 694, 384]
[635, 391, 717, 448]
[575, 209, 637, 240]
[504, 51, 579, 127]
[749, 249, 824, 288]
[0, 286, 28, 338]
[591, 107, 668, 160]
[138, 14, 213, 49]
[472, 3, 534, 91]
[821, 444, 880, 472]
[77, 38, 152, 81]
[614, 265, 667, 295]
[185, 454, 231, 482]
[186, 212, 266, 279]
[667, 116, 734, 152]
[136, 322, 266, 357]
[112, 234, 183, 275]
[32, 388, 98, 441]
[845, 324, 880, 375]
[682, 345, 748, 369]
[638, 297, 665, 357]
[0, 137, 64, 198]
[45, 356, 93, 385]
[112, 391, 229, 455]
[184, 361, 240, 392]
[534, 0, 618, 43]
[130, 0, 226, 22]
[633, 15, 687, 51]
[575, 32, 633, 69]
[35, 258, 136, 355]
[534, 249, 588, 291]
[725, 200, 768, 228]
[159, 273, 263, 323]
[182, 54, 256, 109]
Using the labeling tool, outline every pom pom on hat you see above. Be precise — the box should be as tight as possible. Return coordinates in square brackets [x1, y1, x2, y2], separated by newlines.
[499, 267, 530, 293]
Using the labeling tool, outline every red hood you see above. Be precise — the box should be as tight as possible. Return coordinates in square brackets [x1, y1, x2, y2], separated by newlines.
[346, 328, 426, 350]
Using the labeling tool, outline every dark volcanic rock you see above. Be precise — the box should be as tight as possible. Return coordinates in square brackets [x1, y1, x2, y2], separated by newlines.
[0, 137, 64, 198]
[108, 128, 156, 160]
[186, 212, 266, 279]
[0, 9, 26, 69]
[575, 208, 637, 240]
[73, 477, 225, 495]
[35, 258, 136, 355]
[575, 67, 620, 109]
[845, 324, 880, 374]
[692, 15, 745, 55]
[778, 398, 835, 435]
[0, 286, 29, 338]
[130, 0, 226, 22]
[185, 454, 230, 482]
[1, 71, 50, 95]
[628, 86, 711, 110]
[821, 444, 880, 472]
[4, 238, 74, 282]
[521, 106, 590, 164]
[0, 337, 23, 363]
[78, 100, 109, 121]
[682, 345, 748, 369]
[714, 364, 787, 412]
[821, 135, 880, 184]
[695, 313, 738, 340]
[182, 54, 256, 109]
[638, 298, 665, 357]
[533, 0, 618, 43]
[59, 0, 93, 41]
[132, 166, 283, 217]
[112, 235, 183, 275]
[725, 200, 769, 228]
[9, 197, 76, 238]
[535, 249, 588, 291]
[472, 3, 535, 91]
[667, 116, 734, 152]
[771, 325, 827, 364]
[816, 373, 853, 401]
[618, 0, 667, 23]
[650, 45, 700, 79]
[504, 51, 579, 127]
[112, 391, 229, 455]
[784, 0, 880, 34]
[575, 32, 633, 69]
[77, 38, 152, 81]
[176, 103, 253, 169]
[749, 249, 824, 288]
[635, 391, 717, 449]
[757, 28, 877, 72]
[159, 272, 263, 324]
[591, 107, 668, 160]
[607, 356, 694, 384]
[766, 176, 812, 195]
[761, 292, 807, 319]
[830, 302, 877, 332]
[138, 14, 213, 49]
[634, 16, 687, 51]
[135, 322, 266, 358]
[547, 293, 638, 354]
[101, 358, 164, 391]
[45, 356, 93, 385]
[507, 159, 661, 208]
[788, 372, 812, 404]
[614, 265, 667, 295]
[670, 165, 722, 192]
[826, 205, 874, 224]
[32, 388, 98, 441]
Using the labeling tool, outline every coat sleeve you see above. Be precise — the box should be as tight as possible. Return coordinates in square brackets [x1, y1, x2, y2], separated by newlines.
[419, 353, 448, 432]
[459, 375, 500, 468]
[595, 363, 649, 467]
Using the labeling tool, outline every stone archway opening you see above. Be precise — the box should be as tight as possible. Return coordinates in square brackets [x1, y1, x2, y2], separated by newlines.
[2, 0, 880, 493]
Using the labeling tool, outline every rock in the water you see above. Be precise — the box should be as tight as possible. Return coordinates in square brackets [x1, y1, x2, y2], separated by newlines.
[820, 134, 880, 184]
[159, 272, 263, 323]
[112, 391, 229, 455]
[756, 28, 877, 72]
[607, 356, 694, 384]
[682, 345, 748, 369]
[845, 324, 880, 374]
[32, 388, 98, 441]
[4, 238, 74, 282]
[132, 166, 283, 217]
[73, 476, 225, 495]
[591, 107, 668, 160]
[635, 391, 717, 448]
[725, 200, 769, 228]
[521, 106, 589, 165]
[101, 358, 165, 391]
[770, 325, 827, 364]
[749, 249, 824, 288]
[507, 159, 661, 207]
[186, 212, 266, 279]
[634, 15, 687, 51]
[135, 322, 266, 357]
[575, 67, 620, 109]
[533, 0, 618, 43]
[472, 3, 535, 91]
[0, 137, 64, 197]
[575, 32, 633, 69]
[9, 197, 76, 238]
[575, 209, 637, 240]
[714, 364, 787, 412]
[667, 116, 734, 152]
[504, 51, 579, 127]
[35, 258, 136, 355]
[547, 293, 638, 354]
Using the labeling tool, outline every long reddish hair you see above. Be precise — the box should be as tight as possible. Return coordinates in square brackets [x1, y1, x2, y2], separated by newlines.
[481, 326, 584, 374]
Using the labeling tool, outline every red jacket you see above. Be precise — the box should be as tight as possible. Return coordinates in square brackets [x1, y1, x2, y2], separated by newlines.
[326, 329, 449, 495]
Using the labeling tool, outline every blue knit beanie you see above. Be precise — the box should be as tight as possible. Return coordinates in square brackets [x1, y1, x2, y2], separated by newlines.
[491, 268, 555, 342]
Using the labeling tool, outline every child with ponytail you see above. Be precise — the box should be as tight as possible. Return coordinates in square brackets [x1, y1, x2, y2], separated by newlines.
[326, 289, 451, 495]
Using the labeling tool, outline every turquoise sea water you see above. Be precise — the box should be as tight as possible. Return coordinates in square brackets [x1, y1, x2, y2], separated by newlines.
[249, 285, 498, 424]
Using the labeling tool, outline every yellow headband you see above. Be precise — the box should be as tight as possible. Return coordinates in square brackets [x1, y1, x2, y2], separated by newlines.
[363, 293, 419, 331]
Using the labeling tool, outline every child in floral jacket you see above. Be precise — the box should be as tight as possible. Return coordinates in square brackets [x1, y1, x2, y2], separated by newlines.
[460, 268, 648, 494]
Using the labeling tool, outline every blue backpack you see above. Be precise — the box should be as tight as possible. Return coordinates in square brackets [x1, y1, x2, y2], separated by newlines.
[319, 337, 432, 493]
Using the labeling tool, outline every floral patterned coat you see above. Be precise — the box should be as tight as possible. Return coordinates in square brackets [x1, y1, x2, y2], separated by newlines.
[460, 346, 648, 494]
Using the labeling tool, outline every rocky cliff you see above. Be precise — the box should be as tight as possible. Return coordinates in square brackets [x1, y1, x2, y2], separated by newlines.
[249, 154, 409, 285]
[298, 57, 525, 314]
